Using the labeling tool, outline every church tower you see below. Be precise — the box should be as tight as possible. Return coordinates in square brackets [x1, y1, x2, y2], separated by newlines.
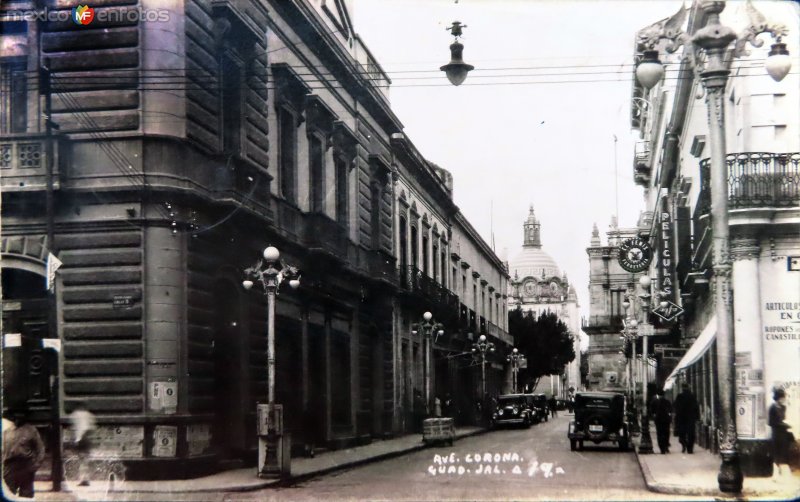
[523, 205, 542, 248]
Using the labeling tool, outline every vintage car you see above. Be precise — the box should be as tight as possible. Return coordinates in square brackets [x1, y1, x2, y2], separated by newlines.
[531, 393, 549, 423]
[568, 391, 629, 451]
[491, 394, 536, 428]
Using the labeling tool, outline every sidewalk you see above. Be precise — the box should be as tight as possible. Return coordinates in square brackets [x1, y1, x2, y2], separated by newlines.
[632, 435, 800, 500]
[30, 426, 485, 499]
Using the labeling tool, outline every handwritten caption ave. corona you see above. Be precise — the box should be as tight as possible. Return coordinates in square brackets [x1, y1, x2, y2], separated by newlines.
[426, 452, 565, 478]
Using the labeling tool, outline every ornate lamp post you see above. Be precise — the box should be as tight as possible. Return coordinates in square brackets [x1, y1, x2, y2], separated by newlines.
[635, 1, 791, 492]
[472, 334, 495, 403]
[411, 311, 445, 415]
[507, 348, 525, 394]
[636, 276, 654, 455]
[621, 296, 638, 432]
[243, 246, 300, 476]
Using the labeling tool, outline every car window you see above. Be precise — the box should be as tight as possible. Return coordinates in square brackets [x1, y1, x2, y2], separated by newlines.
[580, 397, 611, 408]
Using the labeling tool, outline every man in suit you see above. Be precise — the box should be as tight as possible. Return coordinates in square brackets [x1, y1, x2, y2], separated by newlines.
[673, 383, 700, 453]
[650, 389, 673, 454]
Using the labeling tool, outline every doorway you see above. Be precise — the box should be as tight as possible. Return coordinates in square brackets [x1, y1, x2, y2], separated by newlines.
[212, 279, 244, 460]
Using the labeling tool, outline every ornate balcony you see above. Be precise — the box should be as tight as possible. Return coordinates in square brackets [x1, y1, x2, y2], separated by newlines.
[633, 141, 652, 187]
[582, 315, 624, 334]
[698, 152, 800, 214]
[401, 266, 460, 322]
[303, 212, 349, 262]
[0, 134, 60, 192]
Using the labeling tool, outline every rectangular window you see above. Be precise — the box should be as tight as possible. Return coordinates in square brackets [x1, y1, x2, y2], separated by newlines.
[335, 157, 348, 227]
[432, 244, 439, 282]
[422, 236, 429, 275]
[371, 185, 382, 249]
[1, 61, 27, 134]
[278, 109, 297, 203]
[310, 135, 325, 212]
[220, 54, 242, 154]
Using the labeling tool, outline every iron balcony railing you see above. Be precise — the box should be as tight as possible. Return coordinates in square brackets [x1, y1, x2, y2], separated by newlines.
[698, 152, 800, 214]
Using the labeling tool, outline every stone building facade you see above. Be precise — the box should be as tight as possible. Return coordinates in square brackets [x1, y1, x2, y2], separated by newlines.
[626, 0, 799, 476]
[0, 0, 509, 479]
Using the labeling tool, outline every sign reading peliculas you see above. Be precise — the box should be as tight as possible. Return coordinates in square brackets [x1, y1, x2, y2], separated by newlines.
[657, 207, 674, 299]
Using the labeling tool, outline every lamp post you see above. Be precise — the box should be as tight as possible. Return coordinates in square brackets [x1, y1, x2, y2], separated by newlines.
[636, 276, 654, 455]
[635, 1, 791, 492]
[440, 21, 475, 86]
[243, 246, 300, 476]
[622, 295, 639, 433]
[471, 334, 495, 403]
[411, 311, 445, 415]
[507, 348, 525, 394]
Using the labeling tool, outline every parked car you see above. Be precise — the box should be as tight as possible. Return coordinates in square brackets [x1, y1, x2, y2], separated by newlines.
[491, 394, 536, 428]
[531, 394, 549, 422]
[568, 391, 629, 451]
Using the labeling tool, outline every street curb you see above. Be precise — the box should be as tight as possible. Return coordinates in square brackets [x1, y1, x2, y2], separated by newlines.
[633, 447, 722, 497]
[287, 427, 489, 486]
[632, 447, 794, 499]
[51, 428, 490, 495]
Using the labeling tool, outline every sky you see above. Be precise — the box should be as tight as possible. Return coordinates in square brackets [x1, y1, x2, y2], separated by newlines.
[352, 0, 685, 321]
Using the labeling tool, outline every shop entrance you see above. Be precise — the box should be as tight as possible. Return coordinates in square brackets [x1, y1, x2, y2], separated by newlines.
[1, 268, 54, 423]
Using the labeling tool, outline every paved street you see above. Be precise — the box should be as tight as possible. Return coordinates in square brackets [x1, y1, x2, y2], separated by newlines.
[224, 415, 702, 502]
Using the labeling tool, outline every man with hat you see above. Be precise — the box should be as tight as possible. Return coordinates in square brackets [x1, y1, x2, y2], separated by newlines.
[673, 383, 700, 454]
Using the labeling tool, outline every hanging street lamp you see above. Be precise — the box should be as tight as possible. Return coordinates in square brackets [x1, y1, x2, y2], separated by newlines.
[440, 21, 475, 86]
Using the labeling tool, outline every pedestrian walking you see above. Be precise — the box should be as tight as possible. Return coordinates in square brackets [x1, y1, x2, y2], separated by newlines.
[443, 393, 453, 419]
[548, 396, 558, 418]
[68, 401, 97, 486]
[413, 389, 424, 432]
[2, 409, 46, 498]
[673, 383, 699, 453]
[768, 387, 793, 476]
[434, 396, 442, 418]
[650, 389, 673, 454]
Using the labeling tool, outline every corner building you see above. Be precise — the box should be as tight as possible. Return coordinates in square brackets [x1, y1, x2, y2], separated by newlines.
[0, 0, 510, 479]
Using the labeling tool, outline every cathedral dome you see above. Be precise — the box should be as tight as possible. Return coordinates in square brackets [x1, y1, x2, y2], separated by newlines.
[510, 247, 561, 280]
[509, 205, 561, 279]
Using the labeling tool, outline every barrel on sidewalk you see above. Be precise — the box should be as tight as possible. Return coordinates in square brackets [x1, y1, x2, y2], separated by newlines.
[422, 418, 455, 446]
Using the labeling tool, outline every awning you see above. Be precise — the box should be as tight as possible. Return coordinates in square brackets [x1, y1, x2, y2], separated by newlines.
[664, 315, 717, 390]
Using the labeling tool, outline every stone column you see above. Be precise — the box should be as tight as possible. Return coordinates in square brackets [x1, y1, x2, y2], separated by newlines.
[730, 235, 771, 475]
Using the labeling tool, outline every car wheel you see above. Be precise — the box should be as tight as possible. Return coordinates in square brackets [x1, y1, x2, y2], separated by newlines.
[578, 440, 584, 451]
[570, 439, 577, 451]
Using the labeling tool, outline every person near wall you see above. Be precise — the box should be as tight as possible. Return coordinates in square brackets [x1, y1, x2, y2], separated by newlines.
[68, 401, 97, 486]
[2, 409, 46, 498]
[673, 383, 700, 454]
[413, 389, 425, 433]
[650, 389, 673, 454]
[768, 387, 793, 476]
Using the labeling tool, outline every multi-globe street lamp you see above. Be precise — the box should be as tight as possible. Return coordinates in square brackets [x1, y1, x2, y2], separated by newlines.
[411, 312, 445, 415]
[621, 295, 639, 431]
[636, 276, 655, 455]
[507, 348, 525, 394]
[242, 246, 300, 476]
[635, 1, 791, 492]
[471, 334, 495, 403]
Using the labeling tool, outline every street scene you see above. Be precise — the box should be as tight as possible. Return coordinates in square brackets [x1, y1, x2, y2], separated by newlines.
[1, 0, 799, 501]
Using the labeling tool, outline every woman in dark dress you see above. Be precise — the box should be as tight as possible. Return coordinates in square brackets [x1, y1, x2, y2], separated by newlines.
[768, 388, 792, 475]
